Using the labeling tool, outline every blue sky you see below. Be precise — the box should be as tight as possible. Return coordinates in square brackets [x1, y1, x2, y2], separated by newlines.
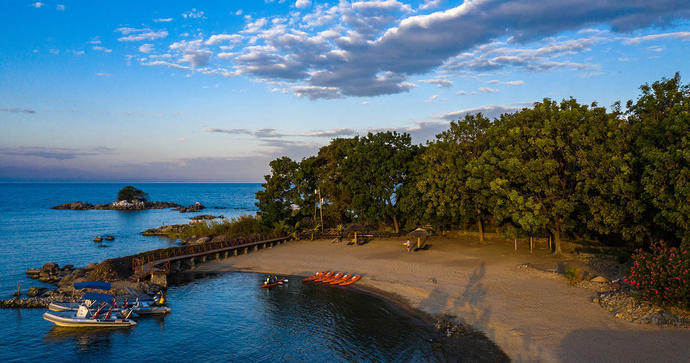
[1, 0, 690, 182]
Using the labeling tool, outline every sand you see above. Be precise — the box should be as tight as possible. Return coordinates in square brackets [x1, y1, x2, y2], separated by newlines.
[194, 235, 690, 362]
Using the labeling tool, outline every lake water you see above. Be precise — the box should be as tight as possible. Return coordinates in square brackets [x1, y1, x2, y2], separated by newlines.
[0, 183, 454, 362]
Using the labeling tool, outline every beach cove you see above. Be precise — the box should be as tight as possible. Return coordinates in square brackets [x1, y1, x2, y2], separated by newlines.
[195, 235, 690, 362]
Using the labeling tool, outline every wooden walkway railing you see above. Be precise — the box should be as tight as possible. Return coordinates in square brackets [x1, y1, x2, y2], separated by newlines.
[130, 236, 290, 281]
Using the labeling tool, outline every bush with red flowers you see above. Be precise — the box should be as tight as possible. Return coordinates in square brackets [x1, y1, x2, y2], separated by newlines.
[624, 243, 690, 309]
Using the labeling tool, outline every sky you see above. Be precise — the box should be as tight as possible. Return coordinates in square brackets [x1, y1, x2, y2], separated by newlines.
[1, 0, 690, 182]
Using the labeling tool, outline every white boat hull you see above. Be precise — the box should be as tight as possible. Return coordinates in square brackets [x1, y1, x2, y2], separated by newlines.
[43, 311, 136, 327]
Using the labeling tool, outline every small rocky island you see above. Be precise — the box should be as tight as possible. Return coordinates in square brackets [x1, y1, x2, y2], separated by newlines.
[51, 185, 206, 213]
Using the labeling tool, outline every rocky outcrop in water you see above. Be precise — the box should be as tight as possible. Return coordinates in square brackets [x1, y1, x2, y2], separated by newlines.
[52, 200, 181, 210]
[142, 224, 191, 236]
[190, 214, 224, 221]
[175, 202, 205, 213]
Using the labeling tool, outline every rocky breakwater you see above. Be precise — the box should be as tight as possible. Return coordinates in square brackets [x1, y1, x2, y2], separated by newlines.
[2, 260, 153, 309]
[52, 199, 181, 211]
[175, 201, 206, 213]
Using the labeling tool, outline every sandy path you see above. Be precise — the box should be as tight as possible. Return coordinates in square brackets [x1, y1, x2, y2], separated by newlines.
[195, 236, 690, 362]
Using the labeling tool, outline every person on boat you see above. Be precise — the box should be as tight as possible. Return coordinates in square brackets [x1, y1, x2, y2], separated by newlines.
[265, 276, 271, 284]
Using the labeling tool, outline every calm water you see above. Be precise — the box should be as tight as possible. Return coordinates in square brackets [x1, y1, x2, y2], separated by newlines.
[0, 183, 258, 296]
[0, 183, 447, 362]
[1, 273, 438, 362]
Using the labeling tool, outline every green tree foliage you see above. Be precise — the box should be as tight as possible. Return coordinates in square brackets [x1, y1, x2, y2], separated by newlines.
[403, 114, 492, 241]
[627, 73, 690, 248]
[116, 186, 149, 201]
[340, 132, 418, 233]
[254, 74, 689, 251]
[255, 157, 300, 228]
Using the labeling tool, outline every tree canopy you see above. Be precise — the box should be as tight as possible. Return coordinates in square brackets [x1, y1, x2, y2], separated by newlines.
[117, 186, 149, 202]
[255, 74, 690, 251]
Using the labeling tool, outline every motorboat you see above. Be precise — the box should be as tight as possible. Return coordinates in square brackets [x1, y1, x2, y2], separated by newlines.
[43, 297, 136, 328]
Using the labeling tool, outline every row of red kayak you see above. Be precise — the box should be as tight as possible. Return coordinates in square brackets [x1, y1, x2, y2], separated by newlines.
[303, 271, 361, 286]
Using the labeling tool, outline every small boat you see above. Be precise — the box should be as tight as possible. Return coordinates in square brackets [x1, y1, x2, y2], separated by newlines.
[330, 274, 351, 285]
[261, 278, 288, 288]
[43, 299, 136, 328]
[320, 272, 343, 284]
[312, 271, 334, 282]
[49, 292, 168, 315]
[338, 275, 361, 286]
[303, 270, 327, 282]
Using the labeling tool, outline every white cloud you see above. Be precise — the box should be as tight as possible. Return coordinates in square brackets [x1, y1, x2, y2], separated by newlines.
[95, 72, 111, 77]
[205, 34, 242, 46]
[504, 80, 524, 86]
[439, 105, 520, 120]
[235, 10, 243, 16]
[624, 31, 690, 44]
[426, 95, 439, 102]
[419, 0, 442, 10]
[31, 2, 43, 8]
[153, 18, 173, 23]
[182, 8, 205, 19]
[92, 46, 112, 53]
[139, 44, 154, 53]
[419, 78, 453, 88]
[117, 29, 168, 42]
[478, 87, 498, 93]
[647, 46, 664, 52]
[176, 137, 185, 142]
[456, 90, 467, 95]
[56, 4, 65, 11]
[295, 0, 311, 9]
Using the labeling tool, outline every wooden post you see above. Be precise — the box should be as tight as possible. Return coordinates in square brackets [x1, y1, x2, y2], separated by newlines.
[514, 239, 517, 252]
[417, 236, 421, 249]
[354, 232, 357, 245]
[549, 235, 552, 251]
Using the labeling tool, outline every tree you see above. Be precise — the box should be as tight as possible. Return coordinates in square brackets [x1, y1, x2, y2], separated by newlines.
[479, 99, 591, 253]
[627, 73, 690, 248]
[117, 186, 148, 202]
[407, 114, 492, 241]
[255, 157, 300, 229]
[340, 132, 418, 233]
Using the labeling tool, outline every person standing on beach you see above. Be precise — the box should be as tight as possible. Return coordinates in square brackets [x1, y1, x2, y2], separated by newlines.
[404, 239, 411, 252]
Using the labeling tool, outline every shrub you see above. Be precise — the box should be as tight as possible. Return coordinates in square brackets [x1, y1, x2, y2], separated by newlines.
[179, 215, 264, 239]
[564, 266, 579, 285]
[624, 242, 690, 309]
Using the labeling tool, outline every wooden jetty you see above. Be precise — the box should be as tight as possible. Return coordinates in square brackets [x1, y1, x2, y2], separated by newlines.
[130, 236, 290, 285]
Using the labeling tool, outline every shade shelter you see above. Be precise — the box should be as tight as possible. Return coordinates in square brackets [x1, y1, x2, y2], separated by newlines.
[344, 224, 369, 245]
[408, 228, 431, 249]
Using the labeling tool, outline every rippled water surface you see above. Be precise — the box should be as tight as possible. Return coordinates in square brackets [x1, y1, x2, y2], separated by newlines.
[0, 273, 437, 362]
[0, 183, 259, 296]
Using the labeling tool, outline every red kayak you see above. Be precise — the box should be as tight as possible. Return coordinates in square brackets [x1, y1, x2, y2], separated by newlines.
[338, 275, 361, 286]
[303, 270, 327, 282]
[329, 274, 351, 285]
[312, 271, 334, 282]
[320, 272, 343, 284]
[261, 278, 288, 288]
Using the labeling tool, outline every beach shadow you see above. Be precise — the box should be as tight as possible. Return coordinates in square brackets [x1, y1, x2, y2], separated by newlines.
[558, 328, 690, 362]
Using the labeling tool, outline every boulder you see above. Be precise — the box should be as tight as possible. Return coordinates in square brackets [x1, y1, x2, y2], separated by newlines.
[177, 202, 206, 213]
[26, 287, 47, 297]
[84, 263, 98, 270]
[191, 214, 223, 221]
[26, 268, 41, 275]
[93, 236, 103, 242]
[194, 236, 211, 244]
[590, 275, 610, 283]
[211, 235, 230, 243]
[61, 264, 74, 271]
[42, 262, 59, 272]
[105, 235, 115, 241]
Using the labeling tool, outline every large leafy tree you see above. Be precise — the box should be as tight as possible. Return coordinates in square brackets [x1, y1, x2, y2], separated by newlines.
[627, 73, 690, 247]
[340, 132, 418, 233]
[255, 157, 300, 228]
[480, 99, 592, 253]
[314, 138, 355, 225]
[409, 114, 492, 241]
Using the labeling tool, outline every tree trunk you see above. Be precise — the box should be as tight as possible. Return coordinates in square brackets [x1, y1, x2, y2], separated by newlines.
[552, 221, 562, 254]
[476, 209, 485, 243]
[392, 214, 400, 234]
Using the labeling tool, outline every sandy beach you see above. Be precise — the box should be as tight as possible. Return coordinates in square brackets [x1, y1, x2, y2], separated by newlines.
[195, 234, 690, 362]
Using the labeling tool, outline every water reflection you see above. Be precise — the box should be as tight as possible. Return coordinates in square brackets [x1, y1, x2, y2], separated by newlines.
[43, 326, 133, 353]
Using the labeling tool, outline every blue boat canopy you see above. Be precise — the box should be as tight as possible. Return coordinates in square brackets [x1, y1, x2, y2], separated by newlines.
[74, 281, 111, 290]
[82, 292, 114, 303]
